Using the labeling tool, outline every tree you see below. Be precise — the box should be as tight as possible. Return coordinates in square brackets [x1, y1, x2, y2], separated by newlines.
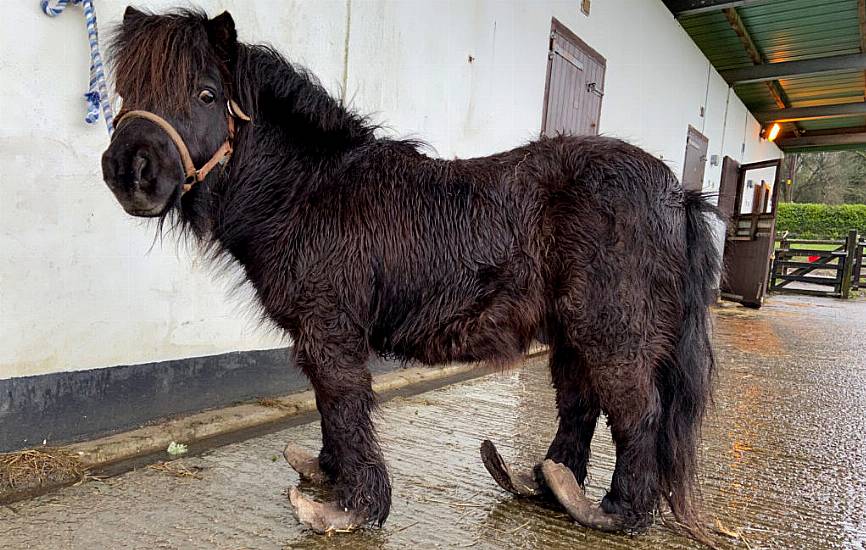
[788, 151, 866, 205]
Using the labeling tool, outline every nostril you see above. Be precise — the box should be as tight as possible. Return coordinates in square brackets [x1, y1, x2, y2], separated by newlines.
[132, 153, 148, 187]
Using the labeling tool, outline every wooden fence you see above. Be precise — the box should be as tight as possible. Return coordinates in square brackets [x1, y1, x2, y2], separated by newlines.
[769, 229, 863, 299]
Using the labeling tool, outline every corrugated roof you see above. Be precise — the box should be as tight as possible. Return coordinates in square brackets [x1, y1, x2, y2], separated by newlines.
[669, 0, 866, 152]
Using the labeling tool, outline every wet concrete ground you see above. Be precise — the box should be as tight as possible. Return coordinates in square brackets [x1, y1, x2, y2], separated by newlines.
[2, 294, 865, 549]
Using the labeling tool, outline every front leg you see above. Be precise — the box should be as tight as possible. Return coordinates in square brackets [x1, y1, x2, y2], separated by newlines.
[283, 398, 340, 485]
[289, 332, 392, 532]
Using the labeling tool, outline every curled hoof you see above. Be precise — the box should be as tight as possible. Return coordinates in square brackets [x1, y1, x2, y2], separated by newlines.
[288, 486, 367, 534]
[283, 443, 328, 485]
[480, 440, 543, 497]
[541, 460, 622, 533]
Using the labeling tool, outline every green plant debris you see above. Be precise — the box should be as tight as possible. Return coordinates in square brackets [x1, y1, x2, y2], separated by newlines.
[166, 442, 188, 457]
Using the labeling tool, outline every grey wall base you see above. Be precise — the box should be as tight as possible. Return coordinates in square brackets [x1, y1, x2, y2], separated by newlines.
[0, 348, 398, 453]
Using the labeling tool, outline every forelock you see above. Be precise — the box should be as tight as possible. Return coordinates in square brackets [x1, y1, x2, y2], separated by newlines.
[108, 9, 217, 113]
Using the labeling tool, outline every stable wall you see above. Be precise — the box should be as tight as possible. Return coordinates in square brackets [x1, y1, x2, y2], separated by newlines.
[0, 0, 780, 381]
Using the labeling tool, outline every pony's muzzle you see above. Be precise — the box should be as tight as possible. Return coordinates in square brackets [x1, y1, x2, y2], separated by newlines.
[102, 146, 157, 216]
[101, 121, 183, 217]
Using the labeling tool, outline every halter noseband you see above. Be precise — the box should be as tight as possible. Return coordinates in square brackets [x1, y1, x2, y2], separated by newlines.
[114, 99, 251, 194]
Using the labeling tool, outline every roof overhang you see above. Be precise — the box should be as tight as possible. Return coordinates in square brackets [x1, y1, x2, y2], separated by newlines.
[664, 0, 866, 153]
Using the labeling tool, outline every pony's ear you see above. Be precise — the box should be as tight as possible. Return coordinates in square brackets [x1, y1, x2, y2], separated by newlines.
[123, 6, 146, 26]
[206, 11, 238, 68]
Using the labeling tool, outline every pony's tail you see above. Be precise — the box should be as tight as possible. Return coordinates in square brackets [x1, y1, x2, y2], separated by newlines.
[656, 190, 722, 540]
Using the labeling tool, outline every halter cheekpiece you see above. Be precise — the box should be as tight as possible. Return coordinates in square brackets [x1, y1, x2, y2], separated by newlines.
[114, 99, 251, 194]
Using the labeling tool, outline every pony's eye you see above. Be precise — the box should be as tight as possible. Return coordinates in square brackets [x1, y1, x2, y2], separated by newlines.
[198, 90, 215, 104]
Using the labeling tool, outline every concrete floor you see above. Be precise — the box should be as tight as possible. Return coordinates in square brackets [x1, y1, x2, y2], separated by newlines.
[1, 294, 865, 549]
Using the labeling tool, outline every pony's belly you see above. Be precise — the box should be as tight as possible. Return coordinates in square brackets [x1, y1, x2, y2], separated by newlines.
[383, 306, 538, 367]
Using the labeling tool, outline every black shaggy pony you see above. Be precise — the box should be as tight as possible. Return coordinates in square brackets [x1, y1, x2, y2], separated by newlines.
[101, 7, 721, 540]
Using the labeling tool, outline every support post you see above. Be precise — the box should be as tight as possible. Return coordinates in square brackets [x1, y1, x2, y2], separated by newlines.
[776, 234, 789, 285]
[840, 229, 859, 299]
[854, 241, 863, 290]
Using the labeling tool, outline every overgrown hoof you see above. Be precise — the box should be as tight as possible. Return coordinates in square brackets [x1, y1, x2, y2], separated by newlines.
[541, 460, 623, 533]
[288, 486, 367, 534]
[283, 443, 328, 485]
[480, 440, 543, 497]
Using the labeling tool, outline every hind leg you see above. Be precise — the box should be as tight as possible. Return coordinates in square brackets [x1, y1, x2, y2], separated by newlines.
[542, 358, 659, 531]
[544, 352, 662, 533]
[481, 343, 599, 498]
[597, 374, 661, 531]
[544, 343, 600, 488]
[544, 271, 665, 531]
[539, 343, 628, 533]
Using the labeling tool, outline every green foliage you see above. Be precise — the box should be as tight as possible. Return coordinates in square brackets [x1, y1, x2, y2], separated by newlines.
[785, 151, 866, 205]
[776, 203, 866, 239]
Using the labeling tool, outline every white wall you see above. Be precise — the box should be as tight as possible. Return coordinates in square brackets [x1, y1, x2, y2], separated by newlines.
[0, 0, 345, 379]
[344, 0, 781, 186]
[0, 0, 780, 380]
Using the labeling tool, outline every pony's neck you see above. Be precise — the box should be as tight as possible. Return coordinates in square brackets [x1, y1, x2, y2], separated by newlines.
[183, 45, 377, 256]
[233, 44, 375, 153]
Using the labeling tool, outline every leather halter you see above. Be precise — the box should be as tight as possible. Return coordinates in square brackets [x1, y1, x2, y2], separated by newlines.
[114, 99, 251, 194]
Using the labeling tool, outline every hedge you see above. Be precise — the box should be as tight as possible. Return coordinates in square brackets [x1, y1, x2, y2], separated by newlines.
[776, 203, 866, 240]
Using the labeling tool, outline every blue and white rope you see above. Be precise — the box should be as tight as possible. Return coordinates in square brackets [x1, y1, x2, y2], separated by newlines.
[41, 0, 115, 134]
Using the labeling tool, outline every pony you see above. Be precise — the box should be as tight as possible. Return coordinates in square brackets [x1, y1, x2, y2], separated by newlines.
[100, 7, 721, 540]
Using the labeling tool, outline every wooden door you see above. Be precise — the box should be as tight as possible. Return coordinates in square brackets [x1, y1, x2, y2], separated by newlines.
[682, 126, 709, 191]
[717, 156, 740, 220]
[718, 157, 782, 308]
[542, 18, 606, 137]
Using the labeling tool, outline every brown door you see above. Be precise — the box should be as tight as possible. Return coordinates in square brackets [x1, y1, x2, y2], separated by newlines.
[541, 18, 606, 137]
[718, 156, 740, 220]
[718, 157, 782, 308]
[682, 126, 709, 191]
